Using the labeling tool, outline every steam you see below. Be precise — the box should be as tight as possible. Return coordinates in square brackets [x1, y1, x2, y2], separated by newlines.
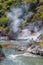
[7, 4, 29, 33]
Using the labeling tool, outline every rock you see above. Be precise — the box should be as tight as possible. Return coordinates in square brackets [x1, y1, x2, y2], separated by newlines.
[38, 34, 43, 41]
[8, 31, 18, 40]
[26, 47, 32, 53]
[1, 29, 7, 36]
[38, 48, 43, 56]
[0, 36, 9, 40]
[17, 47, 25, 51]
[28, 47, 43, 56]
[18, 49, 23, 51]
[27, 43, 32, 48]
[0, 45, 5, 61]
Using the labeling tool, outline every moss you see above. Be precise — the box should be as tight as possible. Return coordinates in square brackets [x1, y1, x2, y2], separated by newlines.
[0, 0, 23, 23]
[0, 26, 9, 32]
[0, 26, 4, 31]
[36, 5, 43, 12]
[39, 42, 43, 47]
[22, 0, 37, 3]
[31, 13, 40, 22]
[5, 27, 9, 32]
[0, 16, 8, 23]
[0, 45, 2, 49]
[31, 11, 43, 22]
[40, 12, 43, 20]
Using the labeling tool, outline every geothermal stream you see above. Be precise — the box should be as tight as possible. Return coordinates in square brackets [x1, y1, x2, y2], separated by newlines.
[7, 4, 43, 41]
[1, 48, 42, 65]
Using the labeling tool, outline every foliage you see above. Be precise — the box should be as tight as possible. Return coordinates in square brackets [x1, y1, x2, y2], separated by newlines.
[22, 0, 38, 3]
[0, 26, 9, 32]
[39, 42, 43, 47]
[0, 0, 22, 32]
[0, 45, 2, 49]
[31, 12, 43, 22]
[0, 16, 8, 23]
[36, 5, 43, 12]
[0, 0, 43, 32]
[31, 13, 40, 22]
[40, 12, 43, 20]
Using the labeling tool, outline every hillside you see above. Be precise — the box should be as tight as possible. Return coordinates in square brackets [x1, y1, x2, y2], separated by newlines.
[0, 0, 43, 38]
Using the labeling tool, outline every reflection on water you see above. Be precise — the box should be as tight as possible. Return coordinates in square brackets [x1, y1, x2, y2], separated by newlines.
[0, 48, 43, 65]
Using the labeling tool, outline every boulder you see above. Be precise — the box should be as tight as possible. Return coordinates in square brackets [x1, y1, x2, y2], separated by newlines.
[8, 31, 17, 40]
[0, 45, 5, 61]
[38, 48, 43, 56]
[1, 29, 7, 36]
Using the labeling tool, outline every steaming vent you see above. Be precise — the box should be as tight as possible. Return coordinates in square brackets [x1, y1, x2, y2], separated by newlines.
[7, 3, 29, 33]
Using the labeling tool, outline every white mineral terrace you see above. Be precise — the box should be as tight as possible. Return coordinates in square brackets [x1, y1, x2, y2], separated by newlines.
[17, 29, 43, 41]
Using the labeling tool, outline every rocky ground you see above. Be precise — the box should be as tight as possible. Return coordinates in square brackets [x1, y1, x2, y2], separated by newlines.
[0, 39, 43, 58]
[0, 20, 43, 59]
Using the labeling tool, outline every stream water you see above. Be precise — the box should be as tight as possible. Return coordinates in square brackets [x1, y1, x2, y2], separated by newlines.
[0, 47, 43, 65]
[0, 41, 43, 65]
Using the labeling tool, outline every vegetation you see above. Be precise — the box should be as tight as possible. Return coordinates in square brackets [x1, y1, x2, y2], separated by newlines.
[0, 0, 22, 32]
[39, 42, 43, 47]
[0, 0, 43, 33]
[0, 45, 2, 49]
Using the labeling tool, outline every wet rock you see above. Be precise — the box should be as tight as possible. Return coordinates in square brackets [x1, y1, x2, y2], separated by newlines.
[38, 48, 43, 56]
[8, 31, 18, 40]
[0, 45, 5, 61]
[17, 46, 25, 52]
[38, 34, 43, 41]
[26, 45, 43, 56]
[31, 30, 35, 34]
[31, 48, 39, 55]
[0, 36, 9, 40]
[27, 43, 32, 48]
[18, 49, 23, 51]
[1, 29, 7, 36]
